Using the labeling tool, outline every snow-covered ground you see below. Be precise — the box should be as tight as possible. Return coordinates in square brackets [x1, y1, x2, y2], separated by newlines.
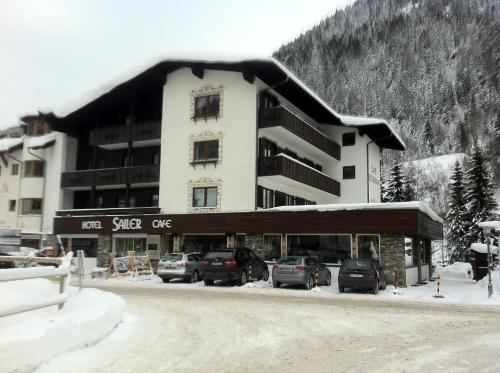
[78, 262, 500, 306]
[2, 262, 499, 373]
[0, 279, 126, 373]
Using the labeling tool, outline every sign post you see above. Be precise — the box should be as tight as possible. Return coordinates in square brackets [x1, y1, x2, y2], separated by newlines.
[77, 250, 84, 292]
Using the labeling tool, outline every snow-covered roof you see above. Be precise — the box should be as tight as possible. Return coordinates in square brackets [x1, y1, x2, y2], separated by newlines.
[38, 55, 405, 150]
[266, 201, 443, 223]
[0, 136, 24, 153]
[24, 132, 56, 150]
[470, 242, 499, 255]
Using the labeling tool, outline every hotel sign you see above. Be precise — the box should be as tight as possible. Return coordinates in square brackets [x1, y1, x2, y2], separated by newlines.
[79, 216, 172, 233]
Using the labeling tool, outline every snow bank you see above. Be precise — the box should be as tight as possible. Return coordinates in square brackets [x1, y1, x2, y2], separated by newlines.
[436, 262, 472, 280]
[413, 153, 466, 173]
[0, 279, 126, 373]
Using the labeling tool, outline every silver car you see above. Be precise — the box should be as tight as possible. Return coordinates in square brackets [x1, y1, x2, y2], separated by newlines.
[157, 252, 204, 283]
[272, 256, 331, 289]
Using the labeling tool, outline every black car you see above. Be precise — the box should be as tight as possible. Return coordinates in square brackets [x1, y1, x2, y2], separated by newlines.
[338, 258, 386, 294]
[202, 247, 269, 286]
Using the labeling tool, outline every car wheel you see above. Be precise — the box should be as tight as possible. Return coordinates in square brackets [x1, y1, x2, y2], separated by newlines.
[305, 275, 315, 290]
[190, 270, 199, 283]
[339, 286, 344, 293]
[272, 281, 281, 288]
[204, 279, 214, 286]
[380, 281, 386, 290]
[372, 282, 379, 294]
[261, 268, 270, 282]
[161, 278, 170, 283]
[325, 272, 332, 286]
[239, 270, 247, 286]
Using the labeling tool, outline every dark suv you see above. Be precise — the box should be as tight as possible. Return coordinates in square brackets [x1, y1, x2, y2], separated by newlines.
[202, 247, 269, 286]
[338, 258, 386, 294]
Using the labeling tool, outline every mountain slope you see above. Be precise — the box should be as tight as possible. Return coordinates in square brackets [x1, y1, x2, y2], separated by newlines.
[274, 0, 499, 165]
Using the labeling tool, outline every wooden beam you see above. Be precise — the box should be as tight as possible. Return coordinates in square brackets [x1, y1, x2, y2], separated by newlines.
[191, 65, 204, 79]
[242, 71, 255, 84]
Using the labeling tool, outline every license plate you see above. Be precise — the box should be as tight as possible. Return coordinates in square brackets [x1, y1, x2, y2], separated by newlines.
[350, 274, 363, 278]
[280, 268, 293, 273]
[212, 262, 222, 266]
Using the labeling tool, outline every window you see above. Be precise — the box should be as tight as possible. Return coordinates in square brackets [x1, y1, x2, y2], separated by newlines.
[342, 132, 356, 146]
[263, 234, 281, 262]
[343, 166, 356, 179]
[405, 237, 414, 267]
[24, 160, 44, 177]
[11, 163, 19, 175]
[151, 152, 160, 165]
[257, 186, 274, 209]
[357, 235, 380, 260]
[21, 199, 42, 215]
[288, 234, 351, 264]
[193, 140, 219, 162]
[9, 200, 16, 212]
[150, 193, 159, 207]
[194, 95, 220, 118]
[192, 187, 217, 207]
[27, 121, 50, 136]
[259, 138, 277, 157]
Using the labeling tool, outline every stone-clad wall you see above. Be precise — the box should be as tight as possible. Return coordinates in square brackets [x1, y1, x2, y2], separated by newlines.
[380, 234, 406, 287]
[97, 234, 112, 268]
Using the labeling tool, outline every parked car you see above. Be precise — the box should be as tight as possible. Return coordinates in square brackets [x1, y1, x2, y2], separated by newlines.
[338, 258, 386, 294]
[202, 247, 269, 286]
[157, 252, 204, 283]
[272, 256, 331, 290]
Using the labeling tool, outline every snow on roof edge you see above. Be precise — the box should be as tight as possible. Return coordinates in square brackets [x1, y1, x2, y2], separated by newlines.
[265, 201, 443, 223]
[38, 55, 404, 150]
[470, 242, 499, 255]
[0, 136, 24, 152]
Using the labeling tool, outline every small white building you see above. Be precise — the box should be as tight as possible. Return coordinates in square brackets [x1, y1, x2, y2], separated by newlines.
[0, 118, 76, 248]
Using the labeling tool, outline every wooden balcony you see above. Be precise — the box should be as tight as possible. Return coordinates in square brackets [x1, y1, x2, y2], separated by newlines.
[259, 106, 341, 160]
[61, 165, 160, 188]
[258, 155, 340, 196]
[89, 120, 161, 146]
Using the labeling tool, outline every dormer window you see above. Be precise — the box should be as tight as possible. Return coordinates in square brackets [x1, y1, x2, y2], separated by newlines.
[194, 94, 220, 118]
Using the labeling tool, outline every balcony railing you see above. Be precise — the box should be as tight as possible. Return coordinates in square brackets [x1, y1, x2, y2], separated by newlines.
[61, 165, 160, 188]
[258, 155, 340, 196]
[89, 120, 161, 146]
[259, 106, 341, 160]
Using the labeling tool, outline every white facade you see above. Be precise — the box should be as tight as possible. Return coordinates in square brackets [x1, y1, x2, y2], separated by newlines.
[160, 68, 258, 213]
[0, 131, 76, 240]
[159, 69, 382, 213]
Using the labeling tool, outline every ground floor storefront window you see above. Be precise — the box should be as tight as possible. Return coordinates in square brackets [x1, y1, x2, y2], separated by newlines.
[113, 236, 147, 257]
[262, 234, 281, 262]
[357, 234, 380, 260]
[180, 234, 226, 254]
[287, 234, 351, 264]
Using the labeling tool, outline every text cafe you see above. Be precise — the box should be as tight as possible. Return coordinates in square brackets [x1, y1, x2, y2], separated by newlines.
[53, 205, 443, 286]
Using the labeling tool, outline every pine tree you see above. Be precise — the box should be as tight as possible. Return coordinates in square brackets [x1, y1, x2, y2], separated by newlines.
[402, 171, 416, 201]
[385, 159, 405, 202]
[446, 160, 469, 262]
[464, 147, 498, 248]
[423, 121, 435, 154]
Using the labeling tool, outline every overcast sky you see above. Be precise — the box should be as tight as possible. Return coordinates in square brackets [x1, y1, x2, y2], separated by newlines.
[0, 0, 355, 128]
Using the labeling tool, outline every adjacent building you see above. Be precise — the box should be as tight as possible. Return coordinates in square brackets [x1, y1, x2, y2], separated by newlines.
[18, 57, 441, 286]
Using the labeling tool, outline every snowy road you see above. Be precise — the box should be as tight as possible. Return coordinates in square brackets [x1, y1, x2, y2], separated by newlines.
[37, 283, 500, 373]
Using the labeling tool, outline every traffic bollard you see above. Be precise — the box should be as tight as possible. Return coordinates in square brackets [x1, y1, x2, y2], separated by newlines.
[433, 274, 444, 298]
[315, 267, 319, 287]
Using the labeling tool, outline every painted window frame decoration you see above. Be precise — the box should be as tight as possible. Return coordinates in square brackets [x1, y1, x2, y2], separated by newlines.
[191, 85, 224, 121]
[189, 131, 223, 167]
[187, 177, 222, 213]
